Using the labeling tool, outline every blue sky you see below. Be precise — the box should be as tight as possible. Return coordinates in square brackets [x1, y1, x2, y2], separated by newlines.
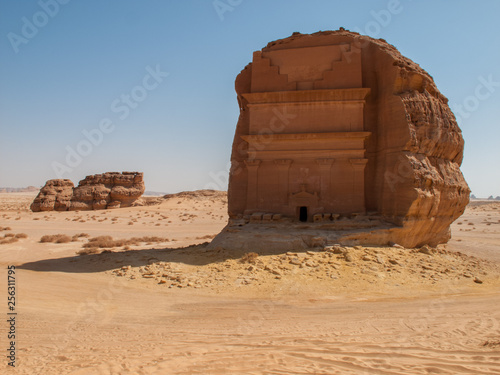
[0, 0, 499, 197]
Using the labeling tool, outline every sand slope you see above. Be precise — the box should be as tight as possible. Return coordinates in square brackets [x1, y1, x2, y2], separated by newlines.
[0, 193, 499, 374]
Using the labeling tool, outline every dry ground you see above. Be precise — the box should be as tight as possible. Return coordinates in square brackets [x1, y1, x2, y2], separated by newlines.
[0, 192, 499, 374]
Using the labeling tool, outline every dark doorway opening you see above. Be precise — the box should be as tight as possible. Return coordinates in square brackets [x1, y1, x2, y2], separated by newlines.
[299, 206, 308, 222]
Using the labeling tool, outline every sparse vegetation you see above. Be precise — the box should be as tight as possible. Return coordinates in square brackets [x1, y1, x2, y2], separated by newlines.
[82, 235, 115, 248]
[196, 234, 216, 240]
[40, 234, 72, 243]
[71, 233, 90, 241]
[0, 233, 28, 244]
[81, 235, 170, 250]
[76, 247, 101, 256]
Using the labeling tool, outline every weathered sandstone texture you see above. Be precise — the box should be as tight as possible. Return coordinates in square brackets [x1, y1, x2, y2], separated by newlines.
[30, 179, 74, 212]
[213, 29, 469, 250]
[31, 172, 145, 211]
[70, 172, 145, 210]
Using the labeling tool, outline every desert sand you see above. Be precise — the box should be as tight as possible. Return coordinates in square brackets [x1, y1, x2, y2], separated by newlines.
[1, 191, 499, 374]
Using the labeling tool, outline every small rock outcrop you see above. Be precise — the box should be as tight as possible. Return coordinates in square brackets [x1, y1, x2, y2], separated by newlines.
[31, 172, 145, 212]
[30, 179, 74, 212]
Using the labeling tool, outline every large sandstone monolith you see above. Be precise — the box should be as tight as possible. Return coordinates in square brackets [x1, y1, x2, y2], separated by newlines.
[211, 29, 469, 250]
[31, 172, 145, 211]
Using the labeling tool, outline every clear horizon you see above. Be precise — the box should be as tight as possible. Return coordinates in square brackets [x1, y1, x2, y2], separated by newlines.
[1, 0, 499, 197]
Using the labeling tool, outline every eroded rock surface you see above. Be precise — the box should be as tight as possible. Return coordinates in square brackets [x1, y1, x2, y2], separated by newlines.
[31, 172, 145, 211]
[30, 179, 74, 212]
[70, 172, 145, 210]
[217, 29, 469, 249]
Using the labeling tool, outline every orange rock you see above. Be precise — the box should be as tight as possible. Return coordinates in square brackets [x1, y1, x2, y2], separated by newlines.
[30, 179, 74, 212]
[31, 172, 145, 211]
[223, 29, 469, 248]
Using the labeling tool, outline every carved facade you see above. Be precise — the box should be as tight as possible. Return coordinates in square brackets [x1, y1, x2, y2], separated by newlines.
[234, 42, 370, 221]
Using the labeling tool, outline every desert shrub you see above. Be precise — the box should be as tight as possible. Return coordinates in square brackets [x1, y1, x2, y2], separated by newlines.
[0, 237, 18, 245]
[53, 235, 71, 243]
[0, 233, 28, 244]
[131, 236, 167, 243]
[0, 226, 11, 231]
[196, 234, 215, 240]
[82, 235, 170, 249]
[71, 233, 90, 241]
[76, 248, 101, 256]
[40, 234, 71, 243]
[83, 236, 115, 249]
[240, 252, 259, 264]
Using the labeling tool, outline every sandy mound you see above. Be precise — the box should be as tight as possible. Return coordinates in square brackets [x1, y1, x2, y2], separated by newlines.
[95, 242, 498, 298]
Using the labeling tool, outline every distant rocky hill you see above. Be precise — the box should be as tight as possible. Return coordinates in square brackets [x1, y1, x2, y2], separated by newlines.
[163, 190, 227, 200]
[0, 186, 39, 193]
[143, 191, 167, 196]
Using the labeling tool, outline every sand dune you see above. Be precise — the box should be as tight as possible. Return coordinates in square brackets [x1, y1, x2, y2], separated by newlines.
[0, 192, 499, 374]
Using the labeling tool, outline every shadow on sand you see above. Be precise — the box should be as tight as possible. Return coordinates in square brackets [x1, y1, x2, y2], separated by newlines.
[18, 244, 296, 274]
